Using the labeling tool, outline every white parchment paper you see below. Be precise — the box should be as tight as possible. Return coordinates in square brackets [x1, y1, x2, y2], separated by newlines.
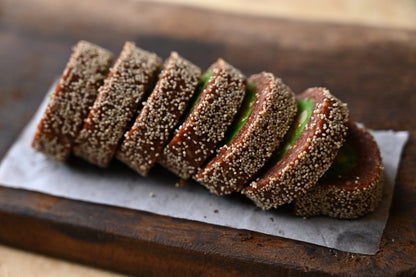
[0, 85, 409, 255]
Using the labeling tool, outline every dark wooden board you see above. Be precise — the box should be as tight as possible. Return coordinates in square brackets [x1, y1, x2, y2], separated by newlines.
[1, 1, 416, 276]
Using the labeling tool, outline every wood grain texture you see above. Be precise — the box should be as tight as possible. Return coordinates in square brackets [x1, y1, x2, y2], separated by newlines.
[158, 0, 416, 30]
[0, 1, 415, 276]
[0, 244, 124, 277]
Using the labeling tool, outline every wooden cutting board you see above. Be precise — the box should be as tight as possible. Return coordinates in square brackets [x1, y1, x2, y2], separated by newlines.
[1, 1, 415, 276]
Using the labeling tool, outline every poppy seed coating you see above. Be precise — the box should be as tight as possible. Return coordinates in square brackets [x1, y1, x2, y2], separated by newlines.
[294, 122, 384, 219]
[194, 72, 297, 195]
[116, 52, 201, 176]
[32, 41, 384, 220]
[32, 40, 113, 162]
[158, 58, 246, 179]
[243, 87, 349, 210]
[73, 42, 162, 167]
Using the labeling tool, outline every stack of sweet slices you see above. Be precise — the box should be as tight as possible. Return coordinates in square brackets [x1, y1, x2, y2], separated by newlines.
[32, 40, 384, 219]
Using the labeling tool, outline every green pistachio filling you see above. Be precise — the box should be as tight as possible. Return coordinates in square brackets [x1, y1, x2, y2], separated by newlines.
[223, 82, 257, 145]
[180, 70, 213, 121]
[269, 98, 315, 163]
[324, 143, 358, 177]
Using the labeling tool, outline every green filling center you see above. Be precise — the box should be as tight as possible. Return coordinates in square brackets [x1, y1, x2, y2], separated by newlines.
[181, 70, 213, 121]
[269, 98, 315, 163]
[324, 143, 358, 177]
[223, 82, 257, 145]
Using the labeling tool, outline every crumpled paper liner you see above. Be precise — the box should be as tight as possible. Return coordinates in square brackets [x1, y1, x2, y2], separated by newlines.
[0, 84, 409, 255]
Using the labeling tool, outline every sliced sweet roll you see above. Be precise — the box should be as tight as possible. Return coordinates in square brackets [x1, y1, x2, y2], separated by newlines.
[294, 121, 384, 219]
[243, 87, 349, 209]
[32, 41, 113, 162]
[73, 42, 162, 167]
[158, 58, 246, 179]
[116, 52, 201, 176]
[194, 72, 297, 195]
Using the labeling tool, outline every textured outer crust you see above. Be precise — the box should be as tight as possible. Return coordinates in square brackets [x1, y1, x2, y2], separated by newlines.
[32, 41, 113, 162]
[158, 58, 246, 179]
[194, 72, 297, 195]
[116, 52, 201, 176]
[243, 87, 349, 209]
[293, 122, 384, 219]
[73, 42, 162, 167]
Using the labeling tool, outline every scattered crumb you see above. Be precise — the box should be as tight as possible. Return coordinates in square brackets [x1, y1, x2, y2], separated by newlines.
[175, 179, 187, 187]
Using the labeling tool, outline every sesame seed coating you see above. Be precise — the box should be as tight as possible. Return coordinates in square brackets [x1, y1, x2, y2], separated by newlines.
[72, 42, 162, 167]
[116, 52, 201, 176]
[158, 58, 246, 179]
[193, 72, 297, 195]
[243, 87, 349, 210]
[32, 40, 113, 162]
[293, 122, 384, 219]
